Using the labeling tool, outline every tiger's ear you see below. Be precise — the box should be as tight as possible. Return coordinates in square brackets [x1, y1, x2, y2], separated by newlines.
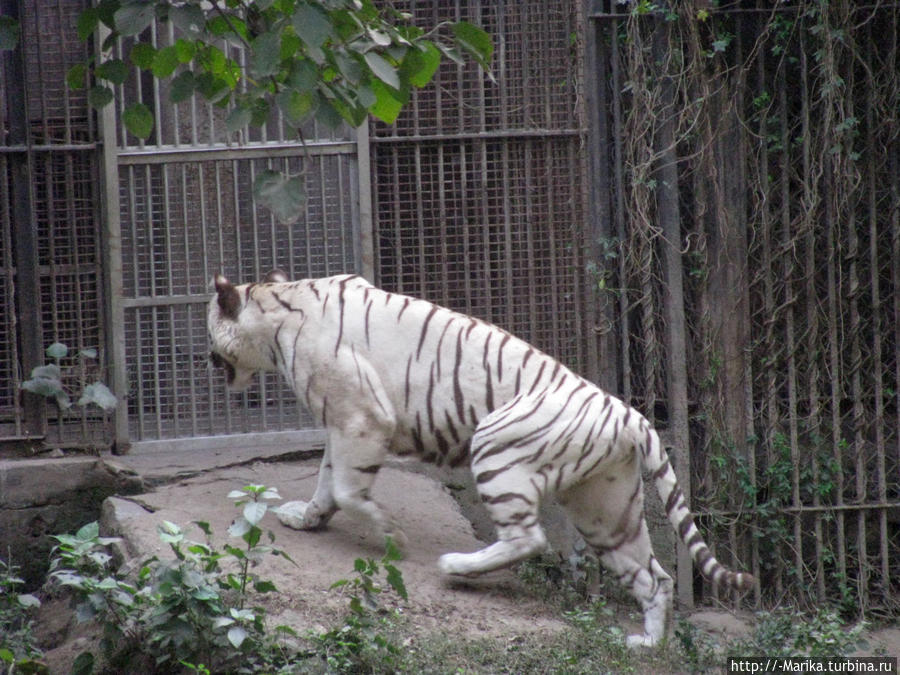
[264, 269, 289, 283]
[214, 274, 241, 320]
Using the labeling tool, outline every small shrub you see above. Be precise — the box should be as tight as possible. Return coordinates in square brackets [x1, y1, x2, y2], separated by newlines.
[20, 343, 115, 412]
[47, 484, 296, 674]
[734, 608, 867, 658]
[311, 537, 408, 673]
[0, 555, 44, 672]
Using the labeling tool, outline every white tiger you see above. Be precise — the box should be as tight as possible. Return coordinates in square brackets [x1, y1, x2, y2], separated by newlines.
[207, 271, 754, 647]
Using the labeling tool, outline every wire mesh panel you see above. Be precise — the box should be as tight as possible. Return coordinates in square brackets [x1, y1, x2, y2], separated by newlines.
[372, 0, 589, 374]
[117, 153, 359, 444]
[105, 21, 363, 449]
[0, 155, 18, 435]
[0, 0, 105, 446]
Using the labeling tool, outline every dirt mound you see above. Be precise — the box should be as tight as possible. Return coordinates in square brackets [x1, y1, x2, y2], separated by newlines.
[105, 459, 569, 637]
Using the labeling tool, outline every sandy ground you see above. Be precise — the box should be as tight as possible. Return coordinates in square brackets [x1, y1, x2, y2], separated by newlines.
[33, 452, 900, 670]
[104, 459, 571, 638]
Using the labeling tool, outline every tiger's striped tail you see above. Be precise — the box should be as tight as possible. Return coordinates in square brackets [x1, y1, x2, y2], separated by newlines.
[642, 427, 756, 592]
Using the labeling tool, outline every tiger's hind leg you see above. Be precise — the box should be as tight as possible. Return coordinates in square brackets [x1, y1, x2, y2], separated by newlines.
[560, 469, 673, 648]
[438, 418, 548, 576]
[437, 490, 548, 576]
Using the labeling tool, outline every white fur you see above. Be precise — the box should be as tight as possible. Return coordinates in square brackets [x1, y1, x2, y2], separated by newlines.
[208, 274, 752, 648]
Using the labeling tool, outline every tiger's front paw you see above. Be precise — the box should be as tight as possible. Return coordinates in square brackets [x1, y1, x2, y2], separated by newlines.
[275, 500, 327, 530]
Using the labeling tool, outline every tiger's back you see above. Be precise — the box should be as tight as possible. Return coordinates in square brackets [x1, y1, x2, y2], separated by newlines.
[249, 274, 585, 467]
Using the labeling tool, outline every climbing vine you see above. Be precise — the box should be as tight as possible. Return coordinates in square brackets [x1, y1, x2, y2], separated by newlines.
[605, 0, 900, 612]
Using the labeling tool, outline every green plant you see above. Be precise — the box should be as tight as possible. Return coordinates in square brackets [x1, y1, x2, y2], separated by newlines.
[0, 556, 44, 673]
[48, 484, 296, 673]
[734, 608, 867, 658]
[312, 536, 407, 672]
[674, 618, 720, 672]
[20, 342, 116, 412]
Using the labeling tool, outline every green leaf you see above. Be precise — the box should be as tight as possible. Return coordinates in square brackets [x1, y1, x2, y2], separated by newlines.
[385, 564, 407, 600]
[72, 651, 95, 675]
[21, 372, 64, 398]
[152, 45, 180, 78]
[0, 648, 13, 664]
[250, 30, 282, 79]
[114, 3, 155, 37]
[243, 501, 267, 526]
[254, 579, 277, 593]
[76, 521, 100, 541]
[227, 517, 251, 538]
[364, 51, 399, 90]
[451, 21, 494, 73]
[195, 72, 232, 104]
[281, 32, 301, 61]
[230, 607, 256, 621]
[170, 70, 196, 103]
[67, 64, 88, 90]
[213, 616, 235, 629]
[253, 170, 306, 224]
[207, 14, 249, 45]
[122, 102, 154, 139]
[273, 548, 298, 566]
[244, 524, 261, 548]
[224, 545, 246, 560]
[168, 5, 204, 39]
[292, 4, 333, 49]
[174, 38, 197, 63]
[383, 536, 404, 562]
[227, 625, 248, 648]
[17, 593, 41, 609]
[248, 98, 271, 127]
[0, 16, 20, 51]
[76, 8, 99, 42]
[286, 58, 317, 91]
[46, 342, 69, 359]
[276, 88, 316, 126]
[96, 58, 129, 85]
[77, 382, 117, 411]
[315, 99, 344, 129]
[88, 85, 114, 109]
[403, 41, 441, 88]
[80, 348, 98, 359]
[130, 42, 156, 69]
[334, 49, 364, 85]
[368, 78, 402, 124]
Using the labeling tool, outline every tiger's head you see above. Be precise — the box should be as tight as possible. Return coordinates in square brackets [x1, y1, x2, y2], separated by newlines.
[207, 270, 289, 391]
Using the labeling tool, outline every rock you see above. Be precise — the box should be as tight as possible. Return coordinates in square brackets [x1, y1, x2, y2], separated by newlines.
[0, 457, 144, 588]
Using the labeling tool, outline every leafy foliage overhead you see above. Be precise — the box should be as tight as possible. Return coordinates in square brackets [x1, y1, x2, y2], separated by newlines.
[70, 0, 494, 138]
